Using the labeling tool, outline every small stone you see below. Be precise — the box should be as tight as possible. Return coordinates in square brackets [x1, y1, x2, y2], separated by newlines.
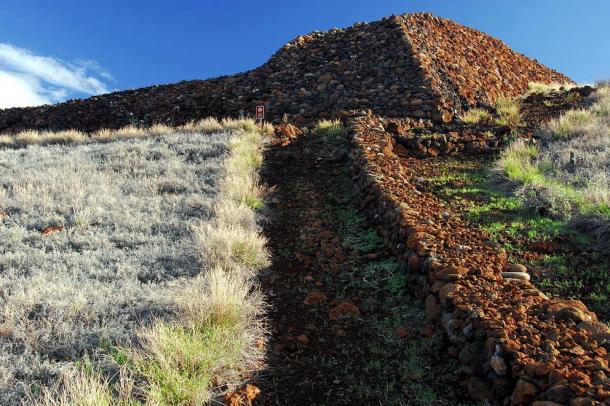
[435, 266, 469, 281]
[568, 370, 591, 386]
[425, 294, 442, 321]
[547, 301, 595, 323]
[577, 320, 610, 341]
[41, 225, 64, 236]
[296, 334, 310, 345]
[328, 301, 360, 320]
[224, 384, 260, 406]
[490, 354, 507, 376]
[396, 326, 409, 338]
[304, 291, 327, 305]
[545, 384, 574, 404]
[507, 263, 527, 273]
[511, 379, 537, 406]
[439, 283, 457, 306]
[501, 271, 530, 281]
[467, 377, 493, 401]
[393, 143, 409, 157]
[570, 398, 597, 406]
[333, 328, 346, 337]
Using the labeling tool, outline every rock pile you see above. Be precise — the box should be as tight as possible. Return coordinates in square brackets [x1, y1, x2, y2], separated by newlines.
[398, 14, 571, 110]
[0, 13, 569, 134]
[346, 110, 610, 405]
[384, 117, 511, 157]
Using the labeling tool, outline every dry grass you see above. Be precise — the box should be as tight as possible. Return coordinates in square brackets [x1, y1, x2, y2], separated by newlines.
[33, 367, 135, 406]
[0, 130, 229, 404]
[545, 109, 598, 139]
[459, 108, 491, 124]
[526, 81, 577, 95]
[122, 123, 269, 404]
[126, 267, 265, 405]
[1, 119, 269, 404]
[0, 117, 269, 149]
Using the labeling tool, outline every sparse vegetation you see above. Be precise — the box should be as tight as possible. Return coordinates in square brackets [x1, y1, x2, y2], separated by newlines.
[545, 109, 597, 139]
[459, 108, 491, 124]
[123, 125, 269, 405]
[496, 84, 610, 228]
[0, 118, 269, 405]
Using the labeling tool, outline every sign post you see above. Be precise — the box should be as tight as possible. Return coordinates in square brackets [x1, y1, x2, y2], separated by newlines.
[255, 104, 265, 130]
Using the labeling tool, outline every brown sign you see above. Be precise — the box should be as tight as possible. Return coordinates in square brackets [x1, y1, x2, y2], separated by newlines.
[256, 105, 265, 120]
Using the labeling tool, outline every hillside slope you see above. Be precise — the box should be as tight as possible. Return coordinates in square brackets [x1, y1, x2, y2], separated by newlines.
[0, 13, 570, 133]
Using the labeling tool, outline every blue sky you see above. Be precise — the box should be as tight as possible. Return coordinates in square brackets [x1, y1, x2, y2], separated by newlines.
[0, 0, 608, 108]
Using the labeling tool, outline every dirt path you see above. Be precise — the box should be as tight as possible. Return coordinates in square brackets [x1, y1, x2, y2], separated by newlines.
[254, 132, 475, 405]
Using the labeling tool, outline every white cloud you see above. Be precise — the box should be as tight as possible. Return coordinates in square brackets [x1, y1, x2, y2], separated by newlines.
[0, 43, 111, 109]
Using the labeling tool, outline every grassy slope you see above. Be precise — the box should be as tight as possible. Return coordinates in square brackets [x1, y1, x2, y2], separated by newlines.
[0, 119, 270, 405]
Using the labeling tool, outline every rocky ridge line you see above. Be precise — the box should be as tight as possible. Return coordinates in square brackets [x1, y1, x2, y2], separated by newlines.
[0, 13, 569, 134]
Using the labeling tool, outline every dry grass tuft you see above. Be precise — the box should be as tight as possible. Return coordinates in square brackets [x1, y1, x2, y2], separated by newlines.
[126, 267, 265, 405]
[459, 108, 491, 124]
[314, 119, 344, 137]
[32, 367, 135, 406]
[545, 109, 598, 139]
[194, 222, 270, 273]
[527, 81, 576, 95]
[495, 97, 522, 127]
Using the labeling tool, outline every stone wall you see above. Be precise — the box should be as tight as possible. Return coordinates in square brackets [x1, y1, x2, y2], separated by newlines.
[0, 13, 570, 134]
[345, 110, 610, 405]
